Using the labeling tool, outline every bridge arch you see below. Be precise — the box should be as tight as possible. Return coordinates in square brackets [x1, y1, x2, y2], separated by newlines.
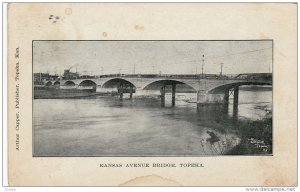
[102, 78, 137, 89]
[45, 81, 52, 86]
[78, 80, 97, 88]
[207, 81, 272, 94]
[143, 79, 197, 92]
[64, 81, 76, 86]
[54, 81, 60, 86]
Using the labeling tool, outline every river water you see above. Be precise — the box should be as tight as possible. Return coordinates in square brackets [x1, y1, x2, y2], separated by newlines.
[33, 89, 272, 156]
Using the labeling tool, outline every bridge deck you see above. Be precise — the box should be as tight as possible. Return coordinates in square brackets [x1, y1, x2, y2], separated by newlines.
[59, 73, 272, 81]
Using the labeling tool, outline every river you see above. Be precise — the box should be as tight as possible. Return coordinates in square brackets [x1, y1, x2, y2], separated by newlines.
[33, 89, 272, 156]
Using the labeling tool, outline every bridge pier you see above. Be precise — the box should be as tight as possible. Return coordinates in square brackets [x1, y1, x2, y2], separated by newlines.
[196, 91, 227, 118]
[160, 85, 166, 107]
[223, 89, 229, 113]
[233, 86, 239, 117]
[197, 91, 225, 108]
[129, 84, 133, 99]
[172, 84, 176, 107]
[118, 82, 123, 100]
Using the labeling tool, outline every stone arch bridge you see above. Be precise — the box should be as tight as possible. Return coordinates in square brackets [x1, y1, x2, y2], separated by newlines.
[45, 73, 272, 111]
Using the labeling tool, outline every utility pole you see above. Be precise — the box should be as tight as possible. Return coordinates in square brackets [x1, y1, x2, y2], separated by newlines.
[133, 64, 136, 75]
[75, 67, 77, 79]
[101, 66, 104, 75]
[201, 54, 205, 78]
[220, 63, 224, 76]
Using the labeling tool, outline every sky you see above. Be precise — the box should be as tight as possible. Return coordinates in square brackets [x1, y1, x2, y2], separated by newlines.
[33, 41, 272, 75]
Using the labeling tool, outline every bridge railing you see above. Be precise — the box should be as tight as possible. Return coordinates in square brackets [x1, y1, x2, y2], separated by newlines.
[59, 73, 272, 81]
[233, 73, 272, 81]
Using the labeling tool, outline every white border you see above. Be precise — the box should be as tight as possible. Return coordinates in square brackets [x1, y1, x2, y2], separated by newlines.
[2, 2, 8, 187]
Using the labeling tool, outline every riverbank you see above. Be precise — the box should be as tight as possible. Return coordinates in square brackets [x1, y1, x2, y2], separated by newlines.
[226, 117, 272, 155]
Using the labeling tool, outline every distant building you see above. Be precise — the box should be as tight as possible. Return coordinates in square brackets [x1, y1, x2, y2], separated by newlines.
[49, 74, 59, 81]
[34, 73, 48, 81]
[63, 69, 79, 80]
[33, 73, 49, 85]
[33, 73, 59, 85]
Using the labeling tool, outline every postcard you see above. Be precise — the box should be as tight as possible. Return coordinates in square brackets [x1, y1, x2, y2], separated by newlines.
[6, 3, 297, 186]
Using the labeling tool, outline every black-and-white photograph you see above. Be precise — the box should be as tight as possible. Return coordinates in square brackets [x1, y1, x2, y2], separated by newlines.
[33, 40, 272, 156]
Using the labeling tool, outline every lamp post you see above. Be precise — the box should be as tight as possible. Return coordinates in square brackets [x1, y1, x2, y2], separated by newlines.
[220, 63, 224, 77]
[201, 54, 205, 78]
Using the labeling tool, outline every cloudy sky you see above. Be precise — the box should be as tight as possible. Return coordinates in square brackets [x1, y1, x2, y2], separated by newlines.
[33, 41, 272, 75]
